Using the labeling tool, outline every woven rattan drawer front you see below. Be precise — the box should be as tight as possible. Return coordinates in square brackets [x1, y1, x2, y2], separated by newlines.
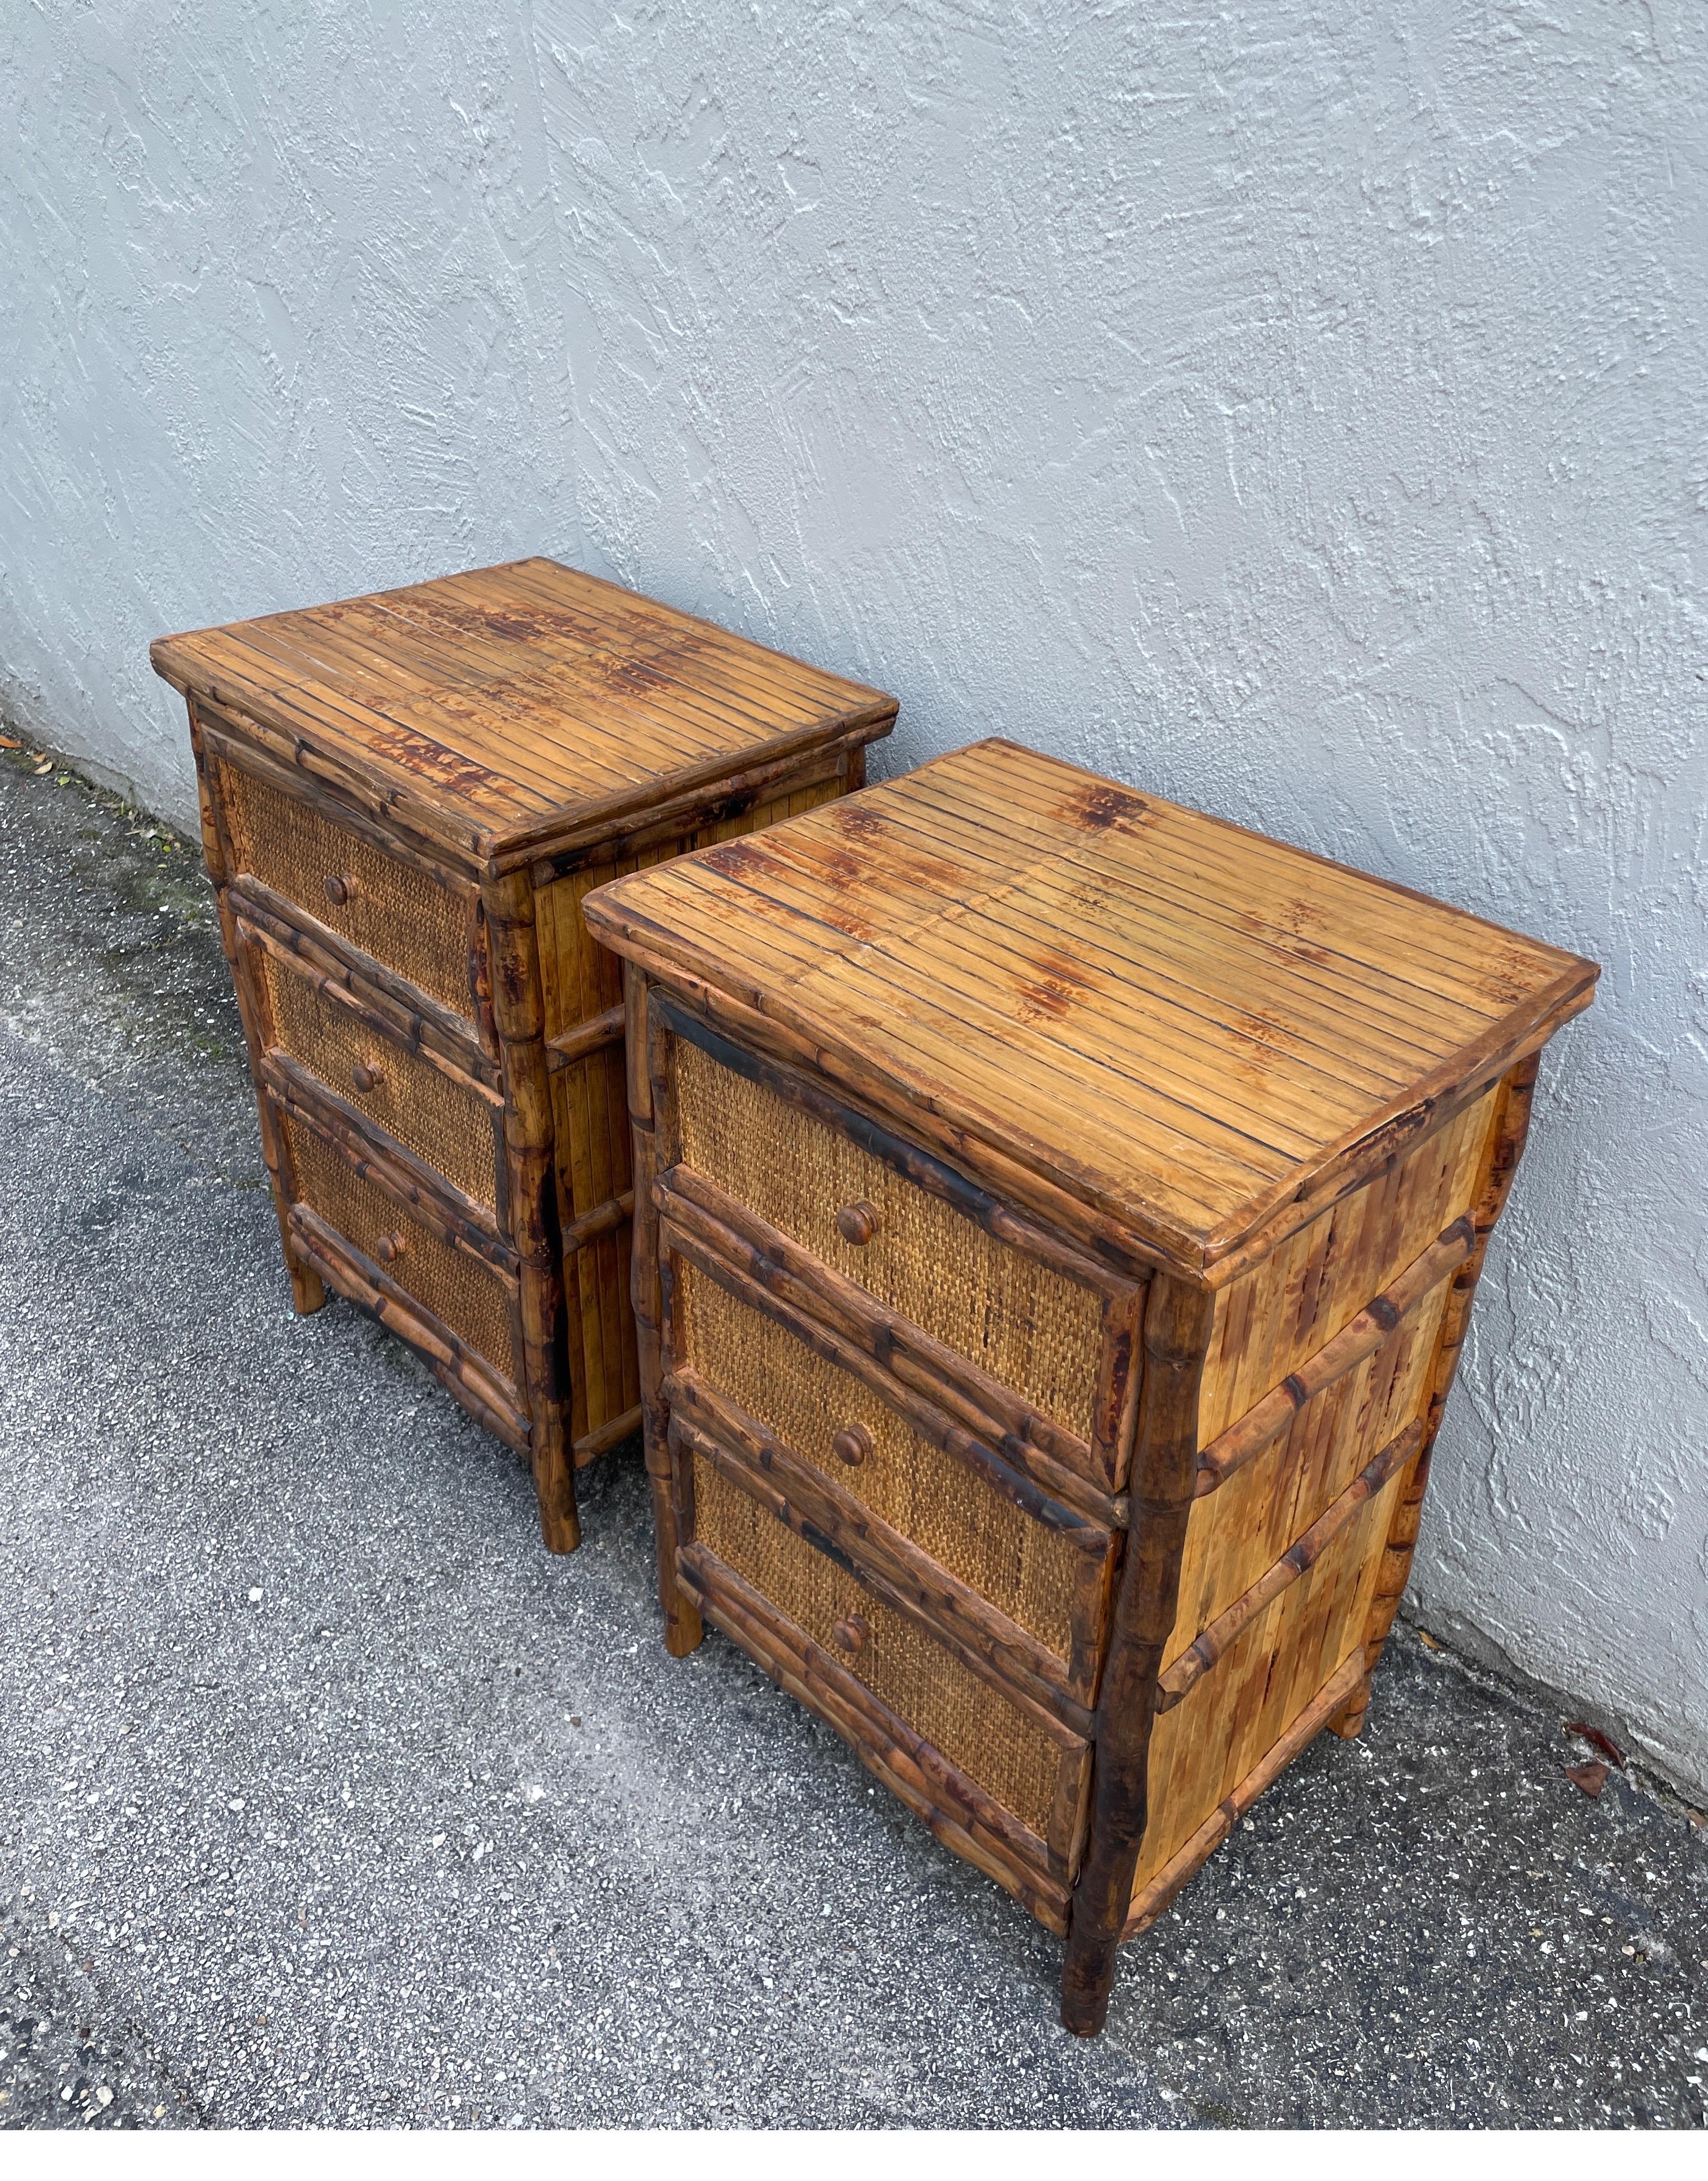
[674, 1039, 1105, 1444]
[677, 1259, 1092, 1667]
[284, 1115, 520, 1390]
[253, 949, 502, 1214]
[689, 1448, 1068, 1845]
[220, 756, 478, 1023]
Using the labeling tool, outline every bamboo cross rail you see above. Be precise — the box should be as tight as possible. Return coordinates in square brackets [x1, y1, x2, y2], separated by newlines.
[1194, 1218, 1473, 1496]
[1158, 1420, 1424, 1713]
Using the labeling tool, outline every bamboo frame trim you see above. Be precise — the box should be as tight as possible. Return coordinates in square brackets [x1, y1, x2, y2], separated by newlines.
[667, 1387, 1099, 1736]
[235, 914, 503, 1108]
[657, 996, 1136, 1301]
[524, 742, 865, 885]
[1193, 1216, 1474, 1496]
[228, 877, 489, 1065]
[482, 866, 579, 1553]
[191, 711, 326, 1318]
[656, 1179, 1122, 1523]
[1122, 1648, 1367, 1939]
[491, 712, 896, 874]
[547, 1002, 626, 1070]
[1061, 1270, 1214, 2034]
[1157, 1419, 1423, 1713]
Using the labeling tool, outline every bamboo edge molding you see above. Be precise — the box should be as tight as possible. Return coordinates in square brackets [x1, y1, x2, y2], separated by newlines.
[151, 557, 895, 1551]
[583, 736, 1596, 2036]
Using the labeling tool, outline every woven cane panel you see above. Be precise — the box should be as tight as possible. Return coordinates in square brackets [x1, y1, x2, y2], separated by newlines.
[691, 1452, 1063, 1840]
[680, 1261, 1082, 1660]
[1199, 1086, 1497, 1444]
[1169, 1276, 1450, 1661]
[258, 954, 499, 1212]
[222, 761, 477, 1021]
[677, 1040, 1104, 1443]
[1134, 1475, 1401, 1900]
[285, 1118, 519, 1387]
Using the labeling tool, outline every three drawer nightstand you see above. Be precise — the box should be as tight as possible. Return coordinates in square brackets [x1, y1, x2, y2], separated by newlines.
[151, 558, 895, 1552]
[583, 737, 1597, 2032]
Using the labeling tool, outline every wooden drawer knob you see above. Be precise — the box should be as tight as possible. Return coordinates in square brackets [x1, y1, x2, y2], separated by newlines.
[351, 1061, 384, 1094]
[831, 1614, 869, 1657]
[832, 1423, 873, 1468]
[374, 1233, 406, 1265]
[323, 874, 351, 907]
[835, 1200, 879, 1247]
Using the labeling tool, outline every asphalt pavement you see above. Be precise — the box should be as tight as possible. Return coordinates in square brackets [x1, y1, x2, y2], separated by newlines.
[1, 739, 1703, 2128]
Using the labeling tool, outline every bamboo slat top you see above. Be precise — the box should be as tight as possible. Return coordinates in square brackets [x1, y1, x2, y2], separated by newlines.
[151, 559, 896, 863]
[585, 740, 1598, 1272]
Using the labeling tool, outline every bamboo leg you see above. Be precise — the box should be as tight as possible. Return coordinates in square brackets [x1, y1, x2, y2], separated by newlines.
[1335, 1054, 1542, 1736]
[186, 700, 324, 1315]
[628, 964, 703, 1655]
[1061, 1271, 1213, 2038]
[483, 872, 580, 1553]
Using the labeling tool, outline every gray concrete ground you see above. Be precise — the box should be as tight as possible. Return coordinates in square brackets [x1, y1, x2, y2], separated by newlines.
[1, 739, 1704, 2131]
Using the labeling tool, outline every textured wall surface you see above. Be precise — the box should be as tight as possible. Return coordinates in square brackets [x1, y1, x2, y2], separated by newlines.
[0, 6, 583, 817]
[3, 3, 1704, 1791]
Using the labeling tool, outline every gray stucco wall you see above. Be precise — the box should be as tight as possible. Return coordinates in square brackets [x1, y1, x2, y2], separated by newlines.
[3, 5, 1704, 1793]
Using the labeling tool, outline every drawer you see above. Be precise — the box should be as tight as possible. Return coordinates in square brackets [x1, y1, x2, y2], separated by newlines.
[682, 1440, 1084, 1874]
[669, 1249, 1112, 1694]
[219, 753, 480, 1024]
[251, 944, 503, 1216]
[281, 1109, 522, 1396]
[674, 1035, 1110, 1447]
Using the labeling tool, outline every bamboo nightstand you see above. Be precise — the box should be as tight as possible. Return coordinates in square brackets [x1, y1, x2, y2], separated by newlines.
[150, 559, 895, 1553]
[583, 737, 1597, 2032]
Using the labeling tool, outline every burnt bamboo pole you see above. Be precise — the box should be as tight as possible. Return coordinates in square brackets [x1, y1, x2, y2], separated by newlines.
[188, 701, 325, 1317]
[573, 1402, 643, 1466]
[1061, 1269, 1214, 2036]
[1331, 1055, 1541, 1738]
[547, 1001, 627, 1070]
[629, 964, 703, 1655]
[483, 868, 580, 1553]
